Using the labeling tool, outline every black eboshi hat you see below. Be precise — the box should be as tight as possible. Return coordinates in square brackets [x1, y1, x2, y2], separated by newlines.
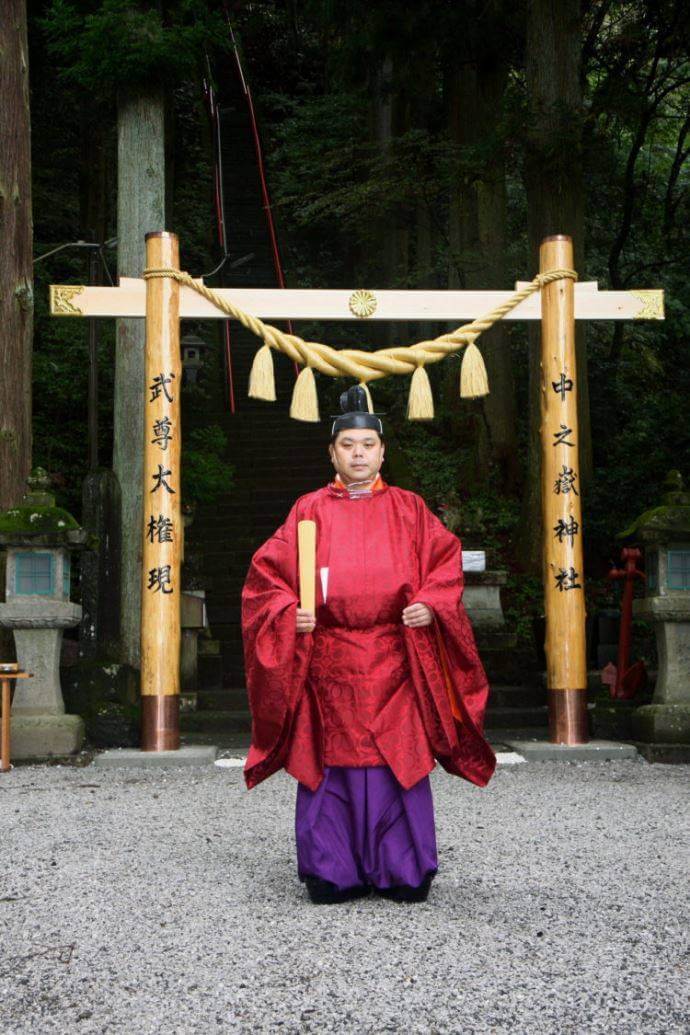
[330, 386, 385, 438]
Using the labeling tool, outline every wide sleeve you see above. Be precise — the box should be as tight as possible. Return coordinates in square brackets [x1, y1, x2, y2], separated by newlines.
[241, 503, 314, 788]
[404, 497, 496, 787]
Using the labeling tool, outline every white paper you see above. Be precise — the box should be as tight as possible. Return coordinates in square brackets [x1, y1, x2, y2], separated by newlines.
[320, 566, 329, 603]
[462, 551, 486, 572]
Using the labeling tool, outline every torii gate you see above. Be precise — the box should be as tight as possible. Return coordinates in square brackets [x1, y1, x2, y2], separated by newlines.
[50, 230, 664, 753]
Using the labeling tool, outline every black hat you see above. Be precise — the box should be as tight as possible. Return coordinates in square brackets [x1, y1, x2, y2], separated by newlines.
[330, 386, 385, 438]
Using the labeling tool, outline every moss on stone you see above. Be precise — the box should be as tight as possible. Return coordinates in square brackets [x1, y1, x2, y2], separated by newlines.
[619, 504, 690, 540]
[0, 505, 80, 534]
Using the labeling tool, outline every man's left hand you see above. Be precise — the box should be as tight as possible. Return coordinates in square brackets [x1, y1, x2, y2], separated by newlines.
[402, 602, 434, 628]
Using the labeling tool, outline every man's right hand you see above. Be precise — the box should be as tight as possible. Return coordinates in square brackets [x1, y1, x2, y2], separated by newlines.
[296, 608, 316, 633]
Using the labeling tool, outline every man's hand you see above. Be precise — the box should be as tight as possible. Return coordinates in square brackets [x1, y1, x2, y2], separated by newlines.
[402, 602, 434, 628]
[296, 607, 316, 633]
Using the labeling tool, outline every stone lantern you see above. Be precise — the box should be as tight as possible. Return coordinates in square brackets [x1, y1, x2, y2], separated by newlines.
[623, 470, 690, 760]
[181, 329, 212, 386]
[0, 468, 87, 758]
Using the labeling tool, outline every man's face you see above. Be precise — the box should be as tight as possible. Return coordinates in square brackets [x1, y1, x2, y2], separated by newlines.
[329, 428, 385, 484]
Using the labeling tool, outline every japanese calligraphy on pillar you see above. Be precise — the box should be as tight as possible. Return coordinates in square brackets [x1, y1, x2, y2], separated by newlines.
[141, 232, 182, 714]
[147, 373, 177, 597]
[540, 236, 587, 714]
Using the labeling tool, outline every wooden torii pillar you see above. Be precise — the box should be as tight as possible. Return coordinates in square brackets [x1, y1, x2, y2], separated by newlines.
[50, 230, 664, 751]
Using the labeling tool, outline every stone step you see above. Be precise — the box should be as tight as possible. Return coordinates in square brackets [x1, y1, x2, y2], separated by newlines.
[194, 497, 311, 513]
[474, 630, 519, 652]
[201, 621, 241, 638]
[197, 688, 248, 711]
[484, 706, 549, 729]
[222, 433, 329, 444]
[181, 707, 548, 737]
[205, 604, 242, 623]
[193, 683, 545, 713]
[180, 709, 252, 734]
[224, 447, 323, 458]
[190, 525, 281, 539]
[488, 685, 546, 708]
[197, 654, 223, 693]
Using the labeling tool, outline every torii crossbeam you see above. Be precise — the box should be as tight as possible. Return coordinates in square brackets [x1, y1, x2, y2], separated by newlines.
[50, 230, 664, 753]
[51, 277, 662, 322]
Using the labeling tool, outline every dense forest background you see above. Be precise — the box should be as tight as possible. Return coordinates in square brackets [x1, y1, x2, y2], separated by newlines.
[11, 0, 690, 640]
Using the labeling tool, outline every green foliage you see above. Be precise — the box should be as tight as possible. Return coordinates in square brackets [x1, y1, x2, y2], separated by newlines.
[396, 426, 464, 506]
[502, 574, 544, 648]
[30, 253, 115, 517]
[182, 426, 234, 508]
[40, 0, 228, 94]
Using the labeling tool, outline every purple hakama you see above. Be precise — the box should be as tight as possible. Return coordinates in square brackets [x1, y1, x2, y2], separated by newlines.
[295, 765, 438, 891]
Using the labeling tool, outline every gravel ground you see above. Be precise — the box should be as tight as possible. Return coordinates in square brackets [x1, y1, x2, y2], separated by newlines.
[0, 756, 687, 1035]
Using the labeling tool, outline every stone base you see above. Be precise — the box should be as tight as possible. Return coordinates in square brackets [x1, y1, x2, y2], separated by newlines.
[504, 738, 638, 762]
[93, 745, 218, 769]
[632, 703, 690, 745]
[633, 741, 690, 763]
[10, 713, 85, 759]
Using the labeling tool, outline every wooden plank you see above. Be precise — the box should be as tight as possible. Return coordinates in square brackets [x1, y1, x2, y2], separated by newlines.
[50, 280, 665, 322]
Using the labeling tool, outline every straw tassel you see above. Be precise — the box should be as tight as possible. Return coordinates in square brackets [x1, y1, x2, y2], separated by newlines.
[460, 342, 490, 398]
[289, 365, 320, 422]
[359, 381, 374, 413]
[406, 364, 434, 420]
[248, 344, 276, 402]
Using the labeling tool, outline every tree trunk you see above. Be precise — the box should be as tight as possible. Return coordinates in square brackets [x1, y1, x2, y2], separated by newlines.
[474, 58, 518, 489]
[79, 105, 109, 243]
[444, 63, 480, 452]
[445, 51, 518, 488]
[114, 86, 165, 669]
[0, 0, 33, 512]
[446, 65, 479, 293]
[371, 56, 403, 345]
[521, 0, 592, 572]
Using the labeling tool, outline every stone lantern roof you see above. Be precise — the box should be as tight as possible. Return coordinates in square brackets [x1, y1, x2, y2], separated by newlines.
[619, 470, 690, 545]
[0, 467, 89, 549]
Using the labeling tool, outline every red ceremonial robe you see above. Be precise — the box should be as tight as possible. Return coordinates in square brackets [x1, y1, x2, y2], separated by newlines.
[241, 477, 496, 792]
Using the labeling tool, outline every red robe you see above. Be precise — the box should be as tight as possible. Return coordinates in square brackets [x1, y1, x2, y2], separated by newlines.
[241, 477, 496, 792]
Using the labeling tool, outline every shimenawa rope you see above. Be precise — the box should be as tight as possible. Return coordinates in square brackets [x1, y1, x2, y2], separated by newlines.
[142, 267, 577, 421]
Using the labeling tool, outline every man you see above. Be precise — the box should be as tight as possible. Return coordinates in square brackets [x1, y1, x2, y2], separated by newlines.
[241, 386, 495, 904]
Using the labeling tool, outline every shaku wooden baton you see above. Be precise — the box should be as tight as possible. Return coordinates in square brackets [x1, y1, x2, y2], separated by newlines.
[297, 520, 316, 614]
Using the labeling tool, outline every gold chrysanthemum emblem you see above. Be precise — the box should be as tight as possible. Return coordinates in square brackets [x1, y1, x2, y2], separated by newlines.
[348, 290, 377, 319]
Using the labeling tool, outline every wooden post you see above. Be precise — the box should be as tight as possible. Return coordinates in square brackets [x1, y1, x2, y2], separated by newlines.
[1, 677, 11, 772]
[540, 235, 588, 743]
[141, 232, 181, 750]
[1, 670, 31, 772]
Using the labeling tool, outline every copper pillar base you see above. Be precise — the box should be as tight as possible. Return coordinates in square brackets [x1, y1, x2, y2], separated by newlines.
[548, 688, 589, 744]
[141, 695, 180, 751]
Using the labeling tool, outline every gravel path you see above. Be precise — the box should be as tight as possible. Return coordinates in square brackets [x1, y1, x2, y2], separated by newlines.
[0, 756, 687, 1034]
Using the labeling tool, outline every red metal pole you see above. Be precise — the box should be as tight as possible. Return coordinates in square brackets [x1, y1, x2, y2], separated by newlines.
[607, 548, 645, 699]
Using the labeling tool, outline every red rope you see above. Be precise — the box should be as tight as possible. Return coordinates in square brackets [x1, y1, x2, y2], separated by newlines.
[227, 21, 300, 380]
[204, 69, 236, 413]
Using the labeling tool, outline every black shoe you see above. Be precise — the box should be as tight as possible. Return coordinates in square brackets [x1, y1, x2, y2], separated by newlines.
[304, 876, 370, 905]
[375, 872, 434, 903]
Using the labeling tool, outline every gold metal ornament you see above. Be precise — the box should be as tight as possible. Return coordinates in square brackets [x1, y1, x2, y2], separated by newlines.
[50, 285, 85, 316]
[630, 289, 664, 320]
[348, 290, 377, 319]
